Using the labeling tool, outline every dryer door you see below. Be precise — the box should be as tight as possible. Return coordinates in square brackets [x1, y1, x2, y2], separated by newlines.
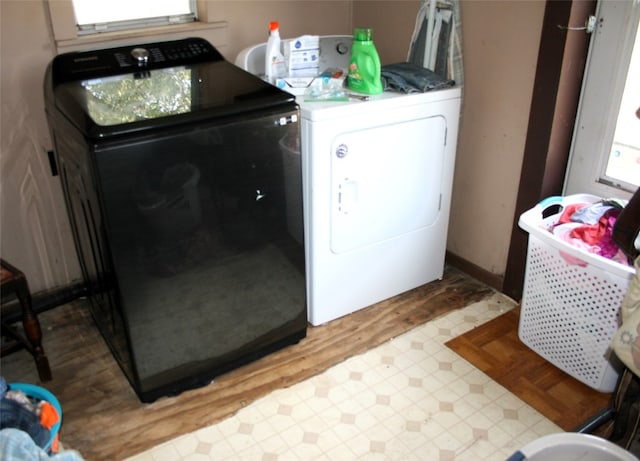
[330, 115, 446, 254]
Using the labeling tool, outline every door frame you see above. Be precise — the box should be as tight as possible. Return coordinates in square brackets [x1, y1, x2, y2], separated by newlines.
[503, 0, 596, 301]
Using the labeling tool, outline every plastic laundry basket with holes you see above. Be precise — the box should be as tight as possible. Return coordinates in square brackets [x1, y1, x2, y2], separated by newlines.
[8, 382, 62, 454]
[518, 194, 636, 392]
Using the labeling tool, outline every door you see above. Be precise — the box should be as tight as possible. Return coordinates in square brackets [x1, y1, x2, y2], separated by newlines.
[92, 108, 306, 397]
[330, 116, 447, 254]
[564, 0, 640, 199]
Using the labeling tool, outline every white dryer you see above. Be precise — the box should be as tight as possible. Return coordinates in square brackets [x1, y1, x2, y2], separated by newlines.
[236, 38, 461, 326]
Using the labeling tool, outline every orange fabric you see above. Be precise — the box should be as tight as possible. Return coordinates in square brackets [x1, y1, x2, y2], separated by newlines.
[39, 401, 58, 429]
[40, 401, 60, 453]
[557, 203, 589, 225]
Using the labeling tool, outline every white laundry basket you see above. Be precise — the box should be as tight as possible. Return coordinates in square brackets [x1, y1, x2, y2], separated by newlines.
[518, 194, 636, 392]
[506, 433, 639, 461]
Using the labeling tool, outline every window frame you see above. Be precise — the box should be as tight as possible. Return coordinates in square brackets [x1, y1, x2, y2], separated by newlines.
[46, 0, 225, 53]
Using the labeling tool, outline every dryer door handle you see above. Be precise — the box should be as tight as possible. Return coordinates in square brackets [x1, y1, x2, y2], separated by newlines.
[338, 179, 358, 214]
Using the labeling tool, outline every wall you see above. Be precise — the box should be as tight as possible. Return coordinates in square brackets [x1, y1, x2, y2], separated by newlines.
[0, 1, 80, 291]
[351, 1, 419, 64]
[0, 0, 545, 295]
[206, 1, 353, 61]
[448, 1, 544, 280]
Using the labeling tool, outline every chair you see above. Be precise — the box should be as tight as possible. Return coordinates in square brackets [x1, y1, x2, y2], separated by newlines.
[0, 259, 52, 382]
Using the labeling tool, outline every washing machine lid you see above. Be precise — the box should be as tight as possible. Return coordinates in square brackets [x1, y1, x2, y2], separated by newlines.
[47, 38, 295, 139]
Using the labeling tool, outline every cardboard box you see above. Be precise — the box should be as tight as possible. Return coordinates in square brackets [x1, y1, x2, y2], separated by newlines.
[275, 68, 345, 96]
[276, 69, 346, 98]
[274, 77, 313, 95]
[284, 35, 320, 77]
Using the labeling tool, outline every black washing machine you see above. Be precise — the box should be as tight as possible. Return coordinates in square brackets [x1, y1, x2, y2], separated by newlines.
[44, 37, 306, 402]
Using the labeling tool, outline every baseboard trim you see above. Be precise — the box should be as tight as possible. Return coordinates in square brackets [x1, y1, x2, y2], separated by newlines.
[445, 251, 504, 293]
[33, 283, 87, 313]
[8, 258, 502, 322]
[2, 282, 87, 324]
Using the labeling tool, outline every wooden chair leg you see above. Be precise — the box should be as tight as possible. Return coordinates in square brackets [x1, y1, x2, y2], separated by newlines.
[1, 259, 52, 382]
[16, 282, 52, 382]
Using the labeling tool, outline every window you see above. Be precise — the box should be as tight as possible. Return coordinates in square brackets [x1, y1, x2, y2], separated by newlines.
[604, 25, 640, 189]
[71, 0, 196, 35]
[564, 0, 640, 199]
[48, 0, 224, 52]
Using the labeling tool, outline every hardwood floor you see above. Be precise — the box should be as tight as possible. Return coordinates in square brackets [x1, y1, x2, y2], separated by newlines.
[1, 266, 494, 461]
[446, 308, 613, 432]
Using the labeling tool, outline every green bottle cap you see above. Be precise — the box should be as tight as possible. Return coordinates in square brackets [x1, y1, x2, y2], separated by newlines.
[354, 28, 373, 41]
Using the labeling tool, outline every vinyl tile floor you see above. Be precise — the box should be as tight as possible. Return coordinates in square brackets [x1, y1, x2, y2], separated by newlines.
[124, 293, 564, 461]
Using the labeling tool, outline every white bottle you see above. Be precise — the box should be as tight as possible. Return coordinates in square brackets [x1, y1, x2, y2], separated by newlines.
[264, 21, 286, 84]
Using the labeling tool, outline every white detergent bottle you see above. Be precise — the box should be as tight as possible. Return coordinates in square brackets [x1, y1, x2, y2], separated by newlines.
[264, 21, 286, 84]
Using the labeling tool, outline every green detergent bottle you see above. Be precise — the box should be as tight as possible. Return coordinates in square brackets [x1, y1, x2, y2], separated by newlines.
[348, 28, 383, 95]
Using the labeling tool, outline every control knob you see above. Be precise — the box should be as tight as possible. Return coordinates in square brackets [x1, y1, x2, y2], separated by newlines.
[131, 48, 150, 66]
[336, 42, 350, 55]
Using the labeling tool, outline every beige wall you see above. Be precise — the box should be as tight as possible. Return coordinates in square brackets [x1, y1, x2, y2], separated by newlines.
[0, 0, 545, 294]
[209, 1, 353, 61]
[450, 1, 544, 276]
[352, 1, 419, 64]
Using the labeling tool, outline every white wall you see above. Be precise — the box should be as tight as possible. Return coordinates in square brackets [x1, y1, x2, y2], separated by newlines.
[0, 1, 80, 291]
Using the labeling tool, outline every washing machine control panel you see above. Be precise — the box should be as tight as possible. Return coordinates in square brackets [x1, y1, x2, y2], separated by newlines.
[51, 37, 223, 84]
[119, 40, 215, 68]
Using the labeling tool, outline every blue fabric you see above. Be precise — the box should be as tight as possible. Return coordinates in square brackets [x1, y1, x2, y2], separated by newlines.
[570, 202, 619, 225]
[504, 451, 526, 461]
[0, 398, 50, 449]
[381, 62, 455, 93]
[0, 428, 85, 461]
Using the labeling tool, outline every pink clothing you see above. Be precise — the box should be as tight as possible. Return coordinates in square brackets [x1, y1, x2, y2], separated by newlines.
[553, 202, 628, 265]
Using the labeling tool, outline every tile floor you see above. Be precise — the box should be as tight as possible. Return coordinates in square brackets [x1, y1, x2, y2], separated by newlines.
[124, 293, 563, 461]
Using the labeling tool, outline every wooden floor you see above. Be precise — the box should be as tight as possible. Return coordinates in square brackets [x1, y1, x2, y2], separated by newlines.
[446, 308, 613, 432]
[1, 266, 495, 461]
